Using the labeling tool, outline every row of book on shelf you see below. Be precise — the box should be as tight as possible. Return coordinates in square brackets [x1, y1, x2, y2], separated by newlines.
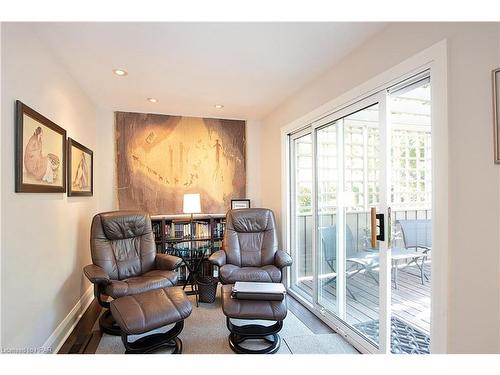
[167, 221, 210, 239]
[152, 220, 225, 240]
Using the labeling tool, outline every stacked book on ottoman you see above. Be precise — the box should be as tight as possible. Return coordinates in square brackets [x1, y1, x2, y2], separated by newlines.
[231, 282, 286, 301]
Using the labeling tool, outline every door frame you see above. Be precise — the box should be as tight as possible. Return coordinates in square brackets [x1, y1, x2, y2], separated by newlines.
[281, 40, 448, 353]
[288, 128, 316, 304]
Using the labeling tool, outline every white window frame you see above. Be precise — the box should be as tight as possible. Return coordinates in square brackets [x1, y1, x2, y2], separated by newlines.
[288, 128, 315, 303]
[281, 40, 448, 354]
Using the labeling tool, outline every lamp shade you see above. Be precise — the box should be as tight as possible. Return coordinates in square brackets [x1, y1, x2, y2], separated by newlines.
[183, 193, 201, 214]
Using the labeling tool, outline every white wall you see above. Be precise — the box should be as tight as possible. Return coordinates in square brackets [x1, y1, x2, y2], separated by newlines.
[95, 107, 117, 211]
[261, 22, 500, 353]
[0, 23, 114, 351]
[246, 120, 262, 207]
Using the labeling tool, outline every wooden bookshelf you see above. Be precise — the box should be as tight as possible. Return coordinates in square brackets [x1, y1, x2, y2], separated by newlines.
[151, 214, 225, 287]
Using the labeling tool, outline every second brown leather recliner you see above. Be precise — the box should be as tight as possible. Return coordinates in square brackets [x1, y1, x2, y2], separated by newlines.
[84, 210, 183, 335]
[208, 208, 292, 284]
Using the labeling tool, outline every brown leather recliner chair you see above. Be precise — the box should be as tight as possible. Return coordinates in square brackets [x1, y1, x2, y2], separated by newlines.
[209, 208, 292, 284]
[83, 211, 183, 335]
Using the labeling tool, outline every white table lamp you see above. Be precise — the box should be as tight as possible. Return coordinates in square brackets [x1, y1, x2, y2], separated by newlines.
[183, 193, 201, 218]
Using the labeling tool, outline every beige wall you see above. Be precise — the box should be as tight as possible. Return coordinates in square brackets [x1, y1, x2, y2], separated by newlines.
[0, 23, 114, 350]
[245, 120, 263, 207]
[261, 22, 500, 353]
[95, 107, 117, 211]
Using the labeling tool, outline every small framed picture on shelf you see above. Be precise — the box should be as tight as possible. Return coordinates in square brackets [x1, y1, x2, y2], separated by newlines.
[231, 199, 250, 210]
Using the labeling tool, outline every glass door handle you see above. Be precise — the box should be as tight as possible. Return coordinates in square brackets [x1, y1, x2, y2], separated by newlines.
[370, 207, 376, 248]
[370, 207, 385, 248]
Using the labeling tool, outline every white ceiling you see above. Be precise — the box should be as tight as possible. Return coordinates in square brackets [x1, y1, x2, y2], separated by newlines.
[32, 22, 386, 120]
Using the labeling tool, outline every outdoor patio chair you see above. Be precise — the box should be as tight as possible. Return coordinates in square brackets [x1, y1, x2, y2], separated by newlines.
[397, 219, 432, 285]
[320, 225, 379, 300]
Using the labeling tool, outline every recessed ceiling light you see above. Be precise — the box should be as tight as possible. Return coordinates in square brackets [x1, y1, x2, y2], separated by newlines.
[147, 98, 158, 103]
[113, 69, 128, 76]
[214, 104, 224, 109]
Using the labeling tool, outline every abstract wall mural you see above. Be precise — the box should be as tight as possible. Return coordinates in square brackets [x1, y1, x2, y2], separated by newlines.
[115, 112, 246, 214]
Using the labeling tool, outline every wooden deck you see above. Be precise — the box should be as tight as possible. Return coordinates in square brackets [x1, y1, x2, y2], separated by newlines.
[296, 260, 431, 335]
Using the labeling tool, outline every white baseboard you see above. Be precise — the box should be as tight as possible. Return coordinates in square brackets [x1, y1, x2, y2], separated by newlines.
[43, 286, 94, 354]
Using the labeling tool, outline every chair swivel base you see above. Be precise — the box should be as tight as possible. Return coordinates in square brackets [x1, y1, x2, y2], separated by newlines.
[99, 309, 122, 336]
[226, 318, 283, 354]
[121, 321, 184, 354]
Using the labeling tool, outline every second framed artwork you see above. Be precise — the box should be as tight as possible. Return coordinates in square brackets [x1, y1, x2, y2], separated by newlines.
[231, 199, 250, 210]
[67, 138, 93, 196]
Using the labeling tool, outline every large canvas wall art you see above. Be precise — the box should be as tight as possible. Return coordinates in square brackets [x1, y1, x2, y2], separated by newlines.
[116, 112, 246, 214]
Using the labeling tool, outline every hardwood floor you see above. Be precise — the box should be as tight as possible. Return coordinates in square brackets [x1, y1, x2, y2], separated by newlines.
[287, 296, 334, 334]
[57, 298, 103, 354]
[58, 291, 334, 354]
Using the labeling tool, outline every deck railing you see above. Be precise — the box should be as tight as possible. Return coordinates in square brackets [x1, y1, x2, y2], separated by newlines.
[295, 209, 431, 277]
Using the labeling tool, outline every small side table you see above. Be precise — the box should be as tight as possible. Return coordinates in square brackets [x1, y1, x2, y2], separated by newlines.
[167, 242, 211, 307]
[391, 247, 429, 289]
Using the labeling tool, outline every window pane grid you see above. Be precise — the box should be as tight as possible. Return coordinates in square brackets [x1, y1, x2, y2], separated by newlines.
[391, 128, 431, 209]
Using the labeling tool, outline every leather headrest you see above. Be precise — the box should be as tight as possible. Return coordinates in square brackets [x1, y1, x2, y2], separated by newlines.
[227, 208, 274, 233]
[99, 211, 151, 240]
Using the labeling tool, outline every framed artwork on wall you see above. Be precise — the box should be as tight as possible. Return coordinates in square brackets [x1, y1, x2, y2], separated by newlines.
[231, 199, 250, 210]
[67, 138, 93, 196]
[493, 68, 500, 163]
[15, 100, 66, 193]
[115, 112, 246, 214]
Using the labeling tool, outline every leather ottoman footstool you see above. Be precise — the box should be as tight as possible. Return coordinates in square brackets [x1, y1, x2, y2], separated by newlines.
[221, 284, 287, 354]
[110, 287, 192, 354]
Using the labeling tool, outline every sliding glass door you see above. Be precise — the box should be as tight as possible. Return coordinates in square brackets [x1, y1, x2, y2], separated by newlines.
[289, 94, 389, 352]
[314, 97, 388, 351]
[287, 72, 432, 354]
[316, 118, 339, 314]
[387, 78, 432, 354]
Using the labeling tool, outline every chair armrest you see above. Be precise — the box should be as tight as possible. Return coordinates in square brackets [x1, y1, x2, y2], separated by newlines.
[275, 250, 293, 269]
[83, 264, 110, 285]
[156, 253, 183, 271]
[208, 250, 226, 267]
[406, 246, 431, 254]
[419, 246, 431, 253]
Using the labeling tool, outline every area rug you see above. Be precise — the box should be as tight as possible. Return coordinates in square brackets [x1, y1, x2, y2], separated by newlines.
[354, 317, 430, 354]
[284, 334, 359, 354]
[95, 290, 357, 354]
